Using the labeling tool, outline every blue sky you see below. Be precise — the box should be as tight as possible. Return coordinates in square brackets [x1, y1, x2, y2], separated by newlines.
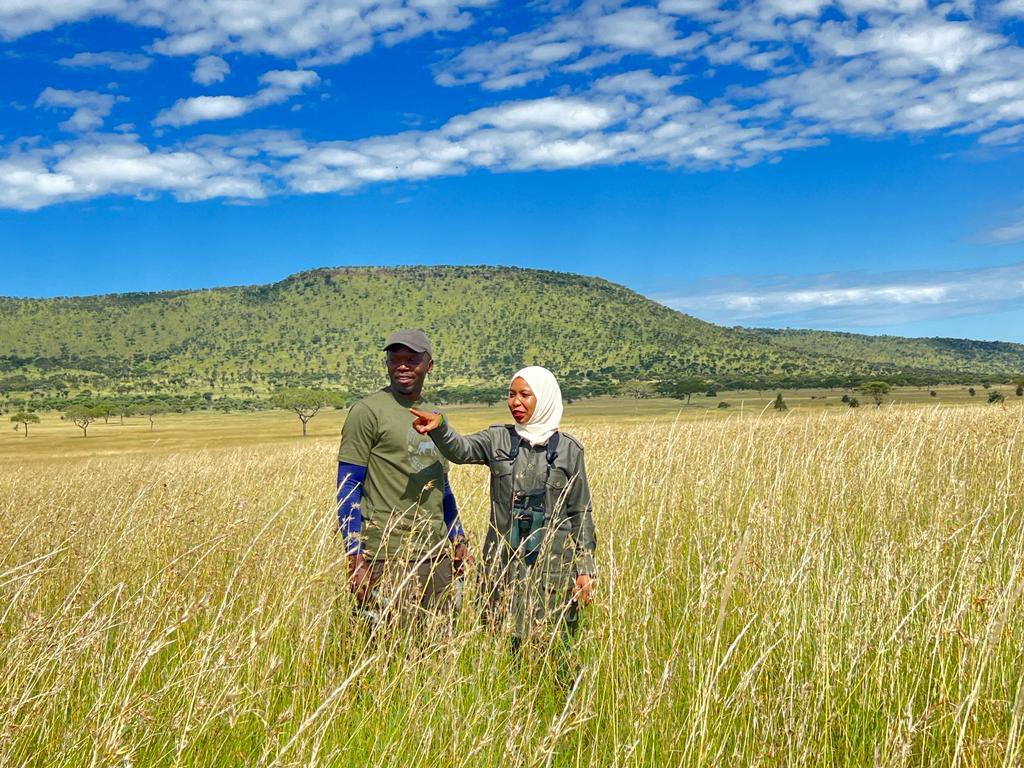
[2, 1, 1024, 342]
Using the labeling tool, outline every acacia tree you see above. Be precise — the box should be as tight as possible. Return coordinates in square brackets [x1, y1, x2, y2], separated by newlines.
[136, 403, 164, 432]
[859, 380, 891, 407]
[65, 405, 99, 437]
[273, 388, 345, 436]
[10, 412, 39, 437]
[94, 401, 113, 424]
[619, 380, 655, 399]
[115, 399, 134, 425]
[662, 377, 708, 405]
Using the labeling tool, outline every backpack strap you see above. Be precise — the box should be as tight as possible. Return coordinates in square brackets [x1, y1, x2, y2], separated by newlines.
[545, 431, 560, 469]
[504, 426, 560, 472]
[504, 425, 523, 464]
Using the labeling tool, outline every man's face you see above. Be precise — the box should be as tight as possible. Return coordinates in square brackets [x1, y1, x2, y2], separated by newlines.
[386, 345, 433, 397]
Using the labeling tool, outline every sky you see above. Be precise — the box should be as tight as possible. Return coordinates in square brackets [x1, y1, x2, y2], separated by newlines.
[2, 0, 1024, 342]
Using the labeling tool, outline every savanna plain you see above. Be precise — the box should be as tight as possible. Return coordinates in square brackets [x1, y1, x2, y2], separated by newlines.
[2, 394, 1024, 767]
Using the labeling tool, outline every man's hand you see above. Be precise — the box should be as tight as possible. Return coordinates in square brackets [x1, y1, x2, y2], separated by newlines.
[347, 553, 373, 605]
[409, 408, 442, 434]
[452, 541, 473, 577]
[573, 574, 595, 606]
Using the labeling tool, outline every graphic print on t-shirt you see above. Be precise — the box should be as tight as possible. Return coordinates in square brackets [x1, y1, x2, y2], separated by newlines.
[406, 425, 441, 472]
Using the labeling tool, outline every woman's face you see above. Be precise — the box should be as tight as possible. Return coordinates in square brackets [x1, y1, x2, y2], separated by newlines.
[507, 377, 537, 424]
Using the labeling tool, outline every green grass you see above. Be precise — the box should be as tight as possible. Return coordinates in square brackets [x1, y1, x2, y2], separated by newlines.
[2, 398, 1023, 766]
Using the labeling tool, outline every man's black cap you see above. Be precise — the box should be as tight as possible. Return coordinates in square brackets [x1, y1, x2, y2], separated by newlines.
[383, 329, 432, 356]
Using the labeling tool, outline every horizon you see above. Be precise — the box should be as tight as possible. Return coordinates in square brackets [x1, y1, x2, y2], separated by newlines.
[2, 2, 1024, 342]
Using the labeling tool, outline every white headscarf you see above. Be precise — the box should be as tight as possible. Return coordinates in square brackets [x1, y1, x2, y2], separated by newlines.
[511, 366, 563, 447]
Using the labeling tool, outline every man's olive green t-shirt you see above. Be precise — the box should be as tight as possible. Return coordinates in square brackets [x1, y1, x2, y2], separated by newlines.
[338, 388, 448, 561]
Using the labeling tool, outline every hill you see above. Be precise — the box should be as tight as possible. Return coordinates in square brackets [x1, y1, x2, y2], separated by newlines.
[1, 266, 1022, 404]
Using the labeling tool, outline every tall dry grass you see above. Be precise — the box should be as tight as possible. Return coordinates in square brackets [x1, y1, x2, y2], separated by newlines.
[2, 405, 1023, 767]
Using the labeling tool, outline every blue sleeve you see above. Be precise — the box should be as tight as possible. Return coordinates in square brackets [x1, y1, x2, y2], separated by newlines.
[442, 477, 465, 542]
[337, 462, 366, 555]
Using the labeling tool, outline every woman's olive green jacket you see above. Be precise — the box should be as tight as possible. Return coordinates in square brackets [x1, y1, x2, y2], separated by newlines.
[429, 420, 596, 637]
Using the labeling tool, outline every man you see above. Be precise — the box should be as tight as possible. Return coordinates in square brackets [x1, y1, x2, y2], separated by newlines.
[336, 329, 468, 622]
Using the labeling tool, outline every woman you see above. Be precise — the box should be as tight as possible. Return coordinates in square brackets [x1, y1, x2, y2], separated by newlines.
[410, 366, 596, 643]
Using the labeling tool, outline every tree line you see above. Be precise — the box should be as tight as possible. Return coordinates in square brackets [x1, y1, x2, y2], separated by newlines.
[7, 375, 1024, 439]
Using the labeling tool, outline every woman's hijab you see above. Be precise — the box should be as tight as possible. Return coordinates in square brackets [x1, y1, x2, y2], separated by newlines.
[511, 366, 563, 446]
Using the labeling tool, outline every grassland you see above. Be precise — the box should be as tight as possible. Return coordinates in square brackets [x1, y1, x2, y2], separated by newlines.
[2, 396, 1024, 766]
[3, 384, 1017, 465]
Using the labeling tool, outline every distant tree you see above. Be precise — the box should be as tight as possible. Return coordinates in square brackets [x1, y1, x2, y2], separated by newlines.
[272, 388, 344, 436]
[94, 400, 113, 424]
[929, 390, 937, 397]
[619, 380, 655, 399]
[982, 382, 992, 389]
[10, 411, 39, 437]
[859, 381, 891, 407]
[136, 403, 162, 432]
[115, 399, 134, 425]
[773, 393, 788, 411]
[1017, 384, 1023, 398]
[705, 388, 718, 397]
[717, 401, 730, 409]
[968, 387, 976, 397]
[65, 405, 99, 437]
[662, 377, 707, 405]
[848, 397, 860, 408]
[841, 394, 850, 403]
[988, 391, 1005, 405]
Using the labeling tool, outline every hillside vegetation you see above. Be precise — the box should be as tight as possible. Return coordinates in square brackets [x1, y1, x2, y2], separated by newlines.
[1, 266, 1023, 402]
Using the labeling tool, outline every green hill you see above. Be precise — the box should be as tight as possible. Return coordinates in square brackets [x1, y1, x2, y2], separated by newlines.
[1, 266, 1022, 404]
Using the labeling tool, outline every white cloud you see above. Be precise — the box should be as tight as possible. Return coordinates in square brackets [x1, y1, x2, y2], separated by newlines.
[154, 69, 320, 126]
[815, 17, 1002, 74]
[8, 0, 1024, 218]
[0, 0, 492, 63]
[34, 87, 125, 131]
[436, 2, 705, 91]
[982, 211, 1024, 244]
[57, 51, 152, 71]
[192, 55, 229, 85]
[660, 264, 1024, 326]
[155, 95, 252, 126]
[437, 0, 1024, 161]
[994, 0, 1024, 16]
[4, 82, 803, 209]
[0, 134, 265, 211]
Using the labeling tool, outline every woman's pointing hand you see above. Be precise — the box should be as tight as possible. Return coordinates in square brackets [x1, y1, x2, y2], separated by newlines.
[409, 408, 442, 434]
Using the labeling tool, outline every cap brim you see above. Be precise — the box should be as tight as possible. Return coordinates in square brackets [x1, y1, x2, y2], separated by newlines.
[383, 342, 428, 353]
